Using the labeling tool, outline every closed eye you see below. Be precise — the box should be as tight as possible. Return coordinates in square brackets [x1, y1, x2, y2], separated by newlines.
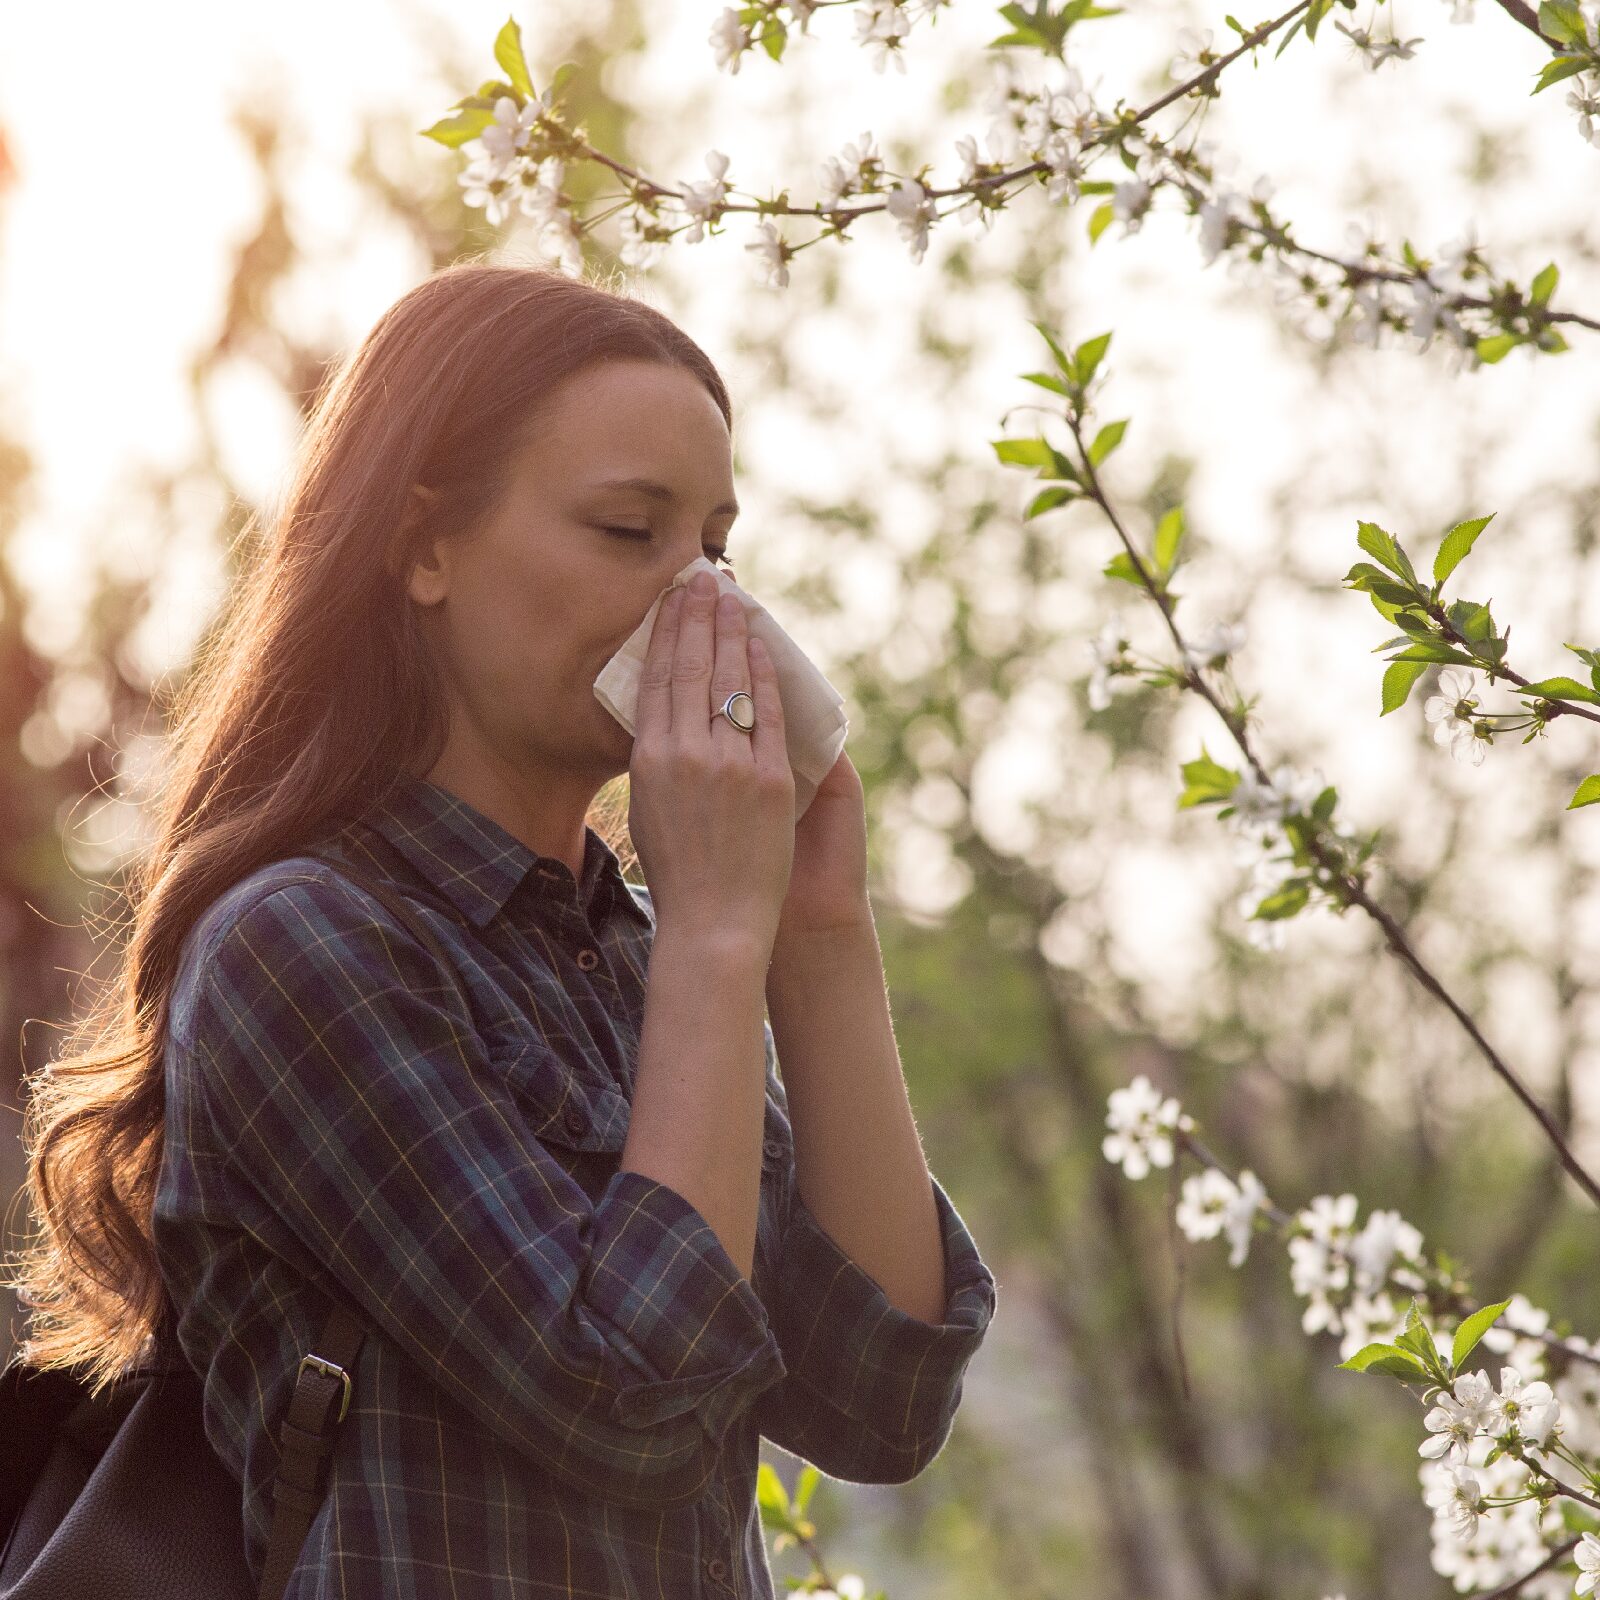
[598, 526, 735, 570]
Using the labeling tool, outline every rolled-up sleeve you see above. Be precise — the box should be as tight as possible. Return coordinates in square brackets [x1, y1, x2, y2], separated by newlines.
[753, 1038, 997, 1484]
[171, 870, 788, 1511]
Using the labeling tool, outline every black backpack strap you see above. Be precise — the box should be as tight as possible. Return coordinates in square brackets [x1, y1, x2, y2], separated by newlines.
[258, 1298, 367, 1600]
[256, 855, 467, 1600]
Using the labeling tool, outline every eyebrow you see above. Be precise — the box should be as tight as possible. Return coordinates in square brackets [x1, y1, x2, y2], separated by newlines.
[589, 476, 740, 518]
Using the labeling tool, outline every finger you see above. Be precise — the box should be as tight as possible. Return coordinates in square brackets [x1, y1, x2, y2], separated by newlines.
[671, 575, 718, 745]
[745, 632, 790, 784]
[636, 584, 685, 739]
[709, 589, 755, 760]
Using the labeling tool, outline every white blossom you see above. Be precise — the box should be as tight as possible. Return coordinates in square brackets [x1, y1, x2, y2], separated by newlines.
[1349, 281, 1389, 347]
[1112, 170, 1154, 234]
[885, 178, 938, 263]
[1182, 620, 1246, 672]
[1420, 1371, 1496, 1464]
[1196, 190, 1244, 267]
[1569, 73, 1600, 147]
[514, 157, 567, 229]
[1553, 1336, 1600, 1455]
[1423, 1463, 1485, 1538]
[678, 150, 732, 244]
[458, 151, 522, 225]
[710, 8, 753, 73]
[745, 219, 791, 289]
[1487, 1366, 1561, 1448]
[853, 0, 912, 73]
[1087, 614, 1140, 711]
[1334, 20, 1423, 68]
[1102, 1074, 1193, 1179]
[1175, 1167, 1236, 1241]
[952, 125, 1013, 234]
[819, 131, 883, 210]
[618, 206, 668, 270]
[1222, 1169, 1268, 1265]
[1407, 277, 1466, 350]
[1423, 666, 1490, 766]
[479, 93, 548, 166]
[1577, 1532, 1600, 1597]
[535, 201, 584, 278]
[1348, 1207, 1425, 1293]
[1170, 26, 1219, 86]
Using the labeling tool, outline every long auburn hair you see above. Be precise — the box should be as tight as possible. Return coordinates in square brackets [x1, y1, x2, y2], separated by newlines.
[2, 261, 734, 1397]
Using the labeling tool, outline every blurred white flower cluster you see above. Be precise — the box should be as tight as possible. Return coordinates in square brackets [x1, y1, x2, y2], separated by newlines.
[1100, 1073, 1193, 1179]
[1103, 1077, 1600, 1595]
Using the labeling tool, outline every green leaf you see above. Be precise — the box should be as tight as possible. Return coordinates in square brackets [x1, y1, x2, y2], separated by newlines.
[1025, 485, 1079, 519]
[1452, 1298, 1513, 1373]
[1533, 53, 1591, 92]
[1073, 331, 1112, 387]
[1253, 881, 1310, 919]
[1311, 784, 1338, 822]
[794, 1463, 819, 1514]
[1538, 327, 1571, 354]
[1568, 774, 1600, 809]
[1356, 521, 1419, 587]
[1337, 1341, 1429, 1378]
[1343, 560, 1403, 592]
[1021, 370, 1071, 396]
[1529, 262, 1560, 305]
[1030, 320, 1074, 380]
[419, 108, 498, 148]
[1434, 514, 1494, 585]
[1382, 658, 1429, 716]
[1369, 578, 1426, 609]
[1537, 0, 1589, 45]
[1088, 419, 1128, 466]
[1446, 600, 1496, 644]
[1520, 676, 1600, 706]
[1178, 746, 1240, 807]
[1274, 13, 1306, 55]
[1102, 550, 1143, 587]
[992, 436, 1054, 468]
[756, 1461, 790, 1514]
[1476, 333, 1521, 364]
[1087, 202, 1115, 244]
[1384, 643, 1479, 667]
[761, 18, 788, 59]
[493, 16, 536, 101]
[1153, 506, 1186, 576]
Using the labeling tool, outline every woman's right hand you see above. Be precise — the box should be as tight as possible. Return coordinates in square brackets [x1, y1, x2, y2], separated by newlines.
[627, 569, 796, 953]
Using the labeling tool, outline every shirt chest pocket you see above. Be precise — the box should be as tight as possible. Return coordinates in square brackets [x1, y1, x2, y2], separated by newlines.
[487, 1029, 796, 1214]
[488, 1035, 630, 1198]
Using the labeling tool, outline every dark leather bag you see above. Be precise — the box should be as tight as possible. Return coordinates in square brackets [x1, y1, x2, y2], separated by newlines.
[0, 859, 463, 1599]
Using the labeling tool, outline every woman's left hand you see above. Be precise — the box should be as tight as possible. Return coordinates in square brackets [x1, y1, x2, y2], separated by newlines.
[773, 749, 871, 942]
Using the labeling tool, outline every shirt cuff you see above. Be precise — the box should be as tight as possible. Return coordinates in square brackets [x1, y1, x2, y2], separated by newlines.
[766, 1171, 996, 1438]
[586, 1168, 789, 1446]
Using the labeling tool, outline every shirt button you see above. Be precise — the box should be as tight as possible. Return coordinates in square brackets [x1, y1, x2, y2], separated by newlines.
[705, 1557, 727, 1581]
[576, 948, 600, 971]
[563, 1107, 588, 1136]
[763, 1138, 785, 1160]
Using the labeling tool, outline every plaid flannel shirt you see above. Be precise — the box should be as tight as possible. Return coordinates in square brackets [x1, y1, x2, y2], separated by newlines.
[153, 774, 997, 1599]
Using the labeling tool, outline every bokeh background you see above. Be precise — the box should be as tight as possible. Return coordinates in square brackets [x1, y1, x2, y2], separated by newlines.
[3, 1, 1600, 1594]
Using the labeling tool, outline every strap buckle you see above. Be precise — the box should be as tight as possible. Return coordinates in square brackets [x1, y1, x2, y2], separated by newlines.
[297, 1353, 353, 1423]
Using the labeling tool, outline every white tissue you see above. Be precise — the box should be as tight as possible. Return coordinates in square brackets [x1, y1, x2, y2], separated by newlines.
[593, 555, 849, 820]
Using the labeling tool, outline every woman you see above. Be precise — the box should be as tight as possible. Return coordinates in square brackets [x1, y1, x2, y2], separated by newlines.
[4, 263, 996, 1598]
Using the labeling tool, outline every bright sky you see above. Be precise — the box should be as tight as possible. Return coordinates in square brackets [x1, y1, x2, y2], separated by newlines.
[1, 0, 1598, 1046]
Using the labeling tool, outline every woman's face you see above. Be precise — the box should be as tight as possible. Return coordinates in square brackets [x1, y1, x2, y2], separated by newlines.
[405, 357, 740, 788]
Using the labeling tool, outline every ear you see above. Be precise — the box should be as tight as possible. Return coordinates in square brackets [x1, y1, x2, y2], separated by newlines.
[396, 484, 448, 606]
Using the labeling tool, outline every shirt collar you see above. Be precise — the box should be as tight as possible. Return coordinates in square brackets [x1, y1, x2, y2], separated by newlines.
[353, 774, 652, 933]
